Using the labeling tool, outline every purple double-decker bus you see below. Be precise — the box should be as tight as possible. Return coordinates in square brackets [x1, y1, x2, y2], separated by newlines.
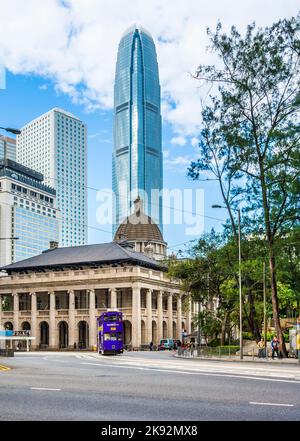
[97, 311, 124, 355]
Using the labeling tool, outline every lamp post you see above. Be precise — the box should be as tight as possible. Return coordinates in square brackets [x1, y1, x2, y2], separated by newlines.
[0, 237, 19, 269]
[212, 204, 243, 360]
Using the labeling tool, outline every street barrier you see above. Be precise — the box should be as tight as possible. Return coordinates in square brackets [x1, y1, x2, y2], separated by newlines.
[0, 349, 14, 357]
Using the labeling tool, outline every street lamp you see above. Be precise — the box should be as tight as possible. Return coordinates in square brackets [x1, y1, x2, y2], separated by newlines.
[0, 127, 21, 135]
[0, 237, 19, 240]
[212, 204, 243, 360]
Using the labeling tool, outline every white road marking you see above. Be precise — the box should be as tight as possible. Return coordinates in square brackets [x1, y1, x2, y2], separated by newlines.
[80, 362, 300, 384]
[249, 402, 294, 407]
[30, 387, 61, 391]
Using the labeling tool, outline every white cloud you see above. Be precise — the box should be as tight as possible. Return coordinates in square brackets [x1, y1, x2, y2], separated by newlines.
[191, 137, 199, 148]
[0, 0, 298, 143]
[164, 154, 197, 171]
[171, 136, 187, 147]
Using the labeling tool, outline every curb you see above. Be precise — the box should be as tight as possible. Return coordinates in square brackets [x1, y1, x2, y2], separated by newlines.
[174, 354, 300, 366]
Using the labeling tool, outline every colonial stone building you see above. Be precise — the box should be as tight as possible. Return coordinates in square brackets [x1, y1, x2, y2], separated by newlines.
[0, 240, 191, 350]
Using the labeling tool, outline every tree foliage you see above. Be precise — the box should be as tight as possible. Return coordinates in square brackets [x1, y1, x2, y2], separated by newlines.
[188, 15, 300, 356]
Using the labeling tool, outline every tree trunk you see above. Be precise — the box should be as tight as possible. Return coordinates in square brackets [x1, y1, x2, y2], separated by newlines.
[258, 156, 287, 357]
[269, 251, 288, 357]
[220, 310, 229, 346]
[247, 289, 261, 343]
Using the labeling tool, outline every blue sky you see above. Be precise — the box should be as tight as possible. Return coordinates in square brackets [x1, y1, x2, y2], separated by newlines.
[0, 0, 298, 253]
[0, 71, 225, 252]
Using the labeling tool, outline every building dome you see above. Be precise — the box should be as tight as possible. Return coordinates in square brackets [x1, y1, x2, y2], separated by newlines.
[114, 197, 166, 260]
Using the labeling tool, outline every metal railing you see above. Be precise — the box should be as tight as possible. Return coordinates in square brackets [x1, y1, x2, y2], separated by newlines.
[177, 345, 240, 359]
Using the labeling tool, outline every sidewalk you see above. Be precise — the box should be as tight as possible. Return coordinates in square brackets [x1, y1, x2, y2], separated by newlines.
[175, 353, 300, 365]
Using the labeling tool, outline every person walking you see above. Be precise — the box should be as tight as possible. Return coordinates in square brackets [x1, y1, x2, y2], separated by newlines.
[190, 341, 195, 357]
[257, 338, 265, 358]
[271, 336, 281, 359]
[149, 341, 153, 351]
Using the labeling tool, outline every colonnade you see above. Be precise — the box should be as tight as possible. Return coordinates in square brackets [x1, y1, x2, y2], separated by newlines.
[0, 285, 192, 350]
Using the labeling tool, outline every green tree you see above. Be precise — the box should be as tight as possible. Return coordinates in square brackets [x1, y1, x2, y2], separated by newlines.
[190, 16, 300, 356]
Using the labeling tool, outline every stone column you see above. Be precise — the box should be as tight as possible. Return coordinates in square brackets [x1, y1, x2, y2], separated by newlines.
[110, 288, 117, 309]
[0, 294, 2, 330]
[13, 291, 19, 331]
[146, 288, 152, 344]
[177, 294, 182, 340]
[186, 297, 192, 334]
[89, 289, 97, 348]
[157, 291, 163, 344]
[167, 292, 173, 338]
[131, 283, 141, 349]
[49, 291, 56, 349]
[68, 290, 75, 349]
[30, 292, 37, 349]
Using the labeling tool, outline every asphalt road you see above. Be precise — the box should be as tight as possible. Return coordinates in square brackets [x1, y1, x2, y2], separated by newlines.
[0, 351, 300, 421]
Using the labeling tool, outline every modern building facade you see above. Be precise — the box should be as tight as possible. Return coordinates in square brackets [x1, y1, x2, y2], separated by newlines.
[113, 26, 163, 235]
[0, 136, 16, 161]
[16, 108, 87, 247]
[0, 241, 192, 350]
[0, 159, 60, 267]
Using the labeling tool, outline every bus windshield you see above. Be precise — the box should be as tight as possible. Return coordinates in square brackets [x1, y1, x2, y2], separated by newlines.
[104, 333, 122, 341]
[103, 315, 118, 322]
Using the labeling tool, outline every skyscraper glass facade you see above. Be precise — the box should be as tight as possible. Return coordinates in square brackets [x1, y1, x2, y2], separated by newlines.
[113, 26, 163, 234]
[16, 108, 87, 247]
[0, 159, 59, 266]
[0, 136, 16, 161]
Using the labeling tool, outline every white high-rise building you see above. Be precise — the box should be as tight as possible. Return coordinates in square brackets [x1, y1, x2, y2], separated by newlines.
[17, 108, 87, 247]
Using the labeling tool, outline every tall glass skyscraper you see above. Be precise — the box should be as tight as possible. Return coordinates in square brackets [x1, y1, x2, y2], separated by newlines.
[113, 26, 163, 235]
[17, 108, 87, 247]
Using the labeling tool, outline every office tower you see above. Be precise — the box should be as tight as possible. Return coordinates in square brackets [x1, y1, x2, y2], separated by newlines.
[113, 25, 163, 235]
[0, 136, 16, 161]
[0, 158, 60, 266]
[17, 108, 87, 247]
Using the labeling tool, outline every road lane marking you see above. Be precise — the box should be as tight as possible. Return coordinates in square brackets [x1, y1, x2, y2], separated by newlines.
[0, 365, 10, 371]
[30, 387, 61, 391]
[249, 402, 294, 407]
[80, 362, 300, 384]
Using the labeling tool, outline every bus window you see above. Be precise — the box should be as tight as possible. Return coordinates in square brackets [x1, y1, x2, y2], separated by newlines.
[103, 315, 118, 322]
[110, 333, 117, 341]
[104, 333, 111, 341]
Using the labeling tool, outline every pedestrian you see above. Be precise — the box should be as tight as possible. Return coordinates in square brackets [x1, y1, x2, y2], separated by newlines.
[149, 341, 153, 351]
[190, 341, 195, 357]
[257, 338, 265, 358]
[186, 341, 191, 357]
[271, 335, 281, 359]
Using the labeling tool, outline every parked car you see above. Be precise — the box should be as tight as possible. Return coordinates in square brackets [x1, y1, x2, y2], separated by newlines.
[158, 338, 175, 350]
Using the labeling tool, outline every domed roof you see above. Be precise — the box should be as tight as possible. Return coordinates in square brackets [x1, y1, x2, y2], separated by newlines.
[114, 196, 164, 243]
